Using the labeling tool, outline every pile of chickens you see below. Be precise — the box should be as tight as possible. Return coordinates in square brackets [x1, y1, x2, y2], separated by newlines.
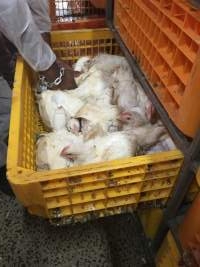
[36, 54, 176, 170]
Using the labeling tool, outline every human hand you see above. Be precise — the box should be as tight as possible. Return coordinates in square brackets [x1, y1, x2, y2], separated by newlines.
[39, 59, 81, 90]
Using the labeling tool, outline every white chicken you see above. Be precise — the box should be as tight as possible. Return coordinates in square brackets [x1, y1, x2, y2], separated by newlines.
[35, 53, 172, 172]
[73, 56, 91, 73]
[111, 66, 157, 125]
[135, 81, 156, 122]
[37, 90, 84, 131]
[69, 70, 109, 101]
[146, 134, 176, 154]
[59, 131, 136, 166]
[36, 120, 166, 171]
[69, 102, 119, 139]
[89, 54, 130, 74]
[59, 124, 166, 166]
[74, 54, 131, 88]
[90, 132, 136, 163]
[74, 54, 130, 74]
[123, 123, 166, 153]
[36, 130, 133, 170]
[69, 68, 112, 104]
[36, 129, 84, 170]
[111, 66, 138, 109]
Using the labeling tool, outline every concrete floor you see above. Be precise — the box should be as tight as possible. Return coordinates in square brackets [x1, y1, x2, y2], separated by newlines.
[0, 190, 155, 267]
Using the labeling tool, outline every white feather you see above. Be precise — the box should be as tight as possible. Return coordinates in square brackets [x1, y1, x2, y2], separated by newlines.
[90, 54, 130, 74]
[75, 101, 119, 137]
[37, 90, 84, 130]
[36, 130, 84, 170]
[69, 69, 110, 101]
[64, 132, 137, 165]
[73, 56, 91, 72]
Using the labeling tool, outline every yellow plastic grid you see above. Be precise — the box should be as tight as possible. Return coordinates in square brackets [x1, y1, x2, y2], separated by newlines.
[7, 29, 183, 223]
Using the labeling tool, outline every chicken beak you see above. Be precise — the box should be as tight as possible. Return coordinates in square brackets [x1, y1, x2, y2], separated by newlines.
[60, 146, 77, 161]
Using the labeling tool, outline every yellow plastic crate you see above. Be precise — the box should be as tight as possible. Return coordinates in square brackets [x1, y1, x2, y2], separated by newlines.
[7, 29, 183, 224]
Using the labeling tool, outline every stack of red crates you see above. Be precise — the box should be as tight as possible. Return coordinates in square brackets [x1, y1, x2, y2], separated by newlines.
[49, 0, 106, 30]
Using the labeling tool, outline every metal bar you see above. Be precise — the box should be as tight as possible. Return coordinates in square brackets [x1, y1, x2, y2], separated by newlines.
[153, 160, 194, 252]
[106, 0, 114, 25]
[189, 129, 200, 160]
[189, 0, 200, 9]
[191, 161, 200, 174]
[169, 220, 184, 254]
[153, 129, 200, 251]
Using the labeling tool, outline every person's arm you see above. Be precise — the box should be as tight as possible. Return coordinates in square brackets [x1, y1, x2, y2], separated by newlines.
[27, 0, 51, 33]
[0, 0, 77, 90]
[27, 0, 51, 45]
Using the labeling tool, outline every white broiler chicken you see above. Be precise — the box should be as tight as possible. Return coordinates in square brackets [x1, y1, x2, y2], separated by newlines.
[90, 54, 130, 74]
[70, 101, 119, 138]
[90, 132, 136, 163]
[123, 123, 166, 154]
[36, 124, 166, 171]
[135, 81, 156, 122]
[73, 54, 133, 106]
[74, 54, 131, 86]
[73, 56, 91, 73]
[36, 130, 134, 169]
[60, 131, 136, 166]
[60, 124, 166, 166]
[36, 129, 84, 170]
[69, 68, 112, 105]
[69, 70, 109, 101]
[35, 53, 168, 172]
[111, 66, 138, 109]
[146, 134, 176, 154]
[37, 90, 84, 131]
[74, 54, 130, 74]
[111, 66, 157, 125]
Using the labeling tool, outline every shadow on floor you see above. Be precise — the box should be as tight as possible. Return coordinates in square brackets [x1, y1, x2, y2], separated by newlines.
[0, 190, 155, 267]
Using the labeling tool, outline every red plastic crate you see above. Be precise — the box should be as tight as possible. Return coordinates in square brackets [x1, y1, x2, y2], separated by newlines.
[49, 0, 106, 30]
[114, 0, 200, 138]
